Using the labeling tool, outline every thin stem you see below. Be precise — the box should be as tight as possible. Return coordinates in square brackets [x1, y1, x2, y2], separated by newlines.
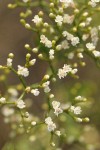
[10, 67, 27, 88]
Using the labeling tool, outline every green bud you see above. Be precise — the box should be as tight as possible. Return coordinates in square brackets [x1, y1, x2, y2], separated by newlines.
[25, 23, 31, 29]
[49, 13, 55, 18]
[8, 53, 14, 58]
[32, 48, 38, 53]
[50, 3, 54, 8]
[26, 53, 31, 58]
[38, 54, 43, 59]
[38, 11, 44, 17]
[20, 19, 26, 25]
[25, 44, 31, 50]
[8, 3, 17, 9]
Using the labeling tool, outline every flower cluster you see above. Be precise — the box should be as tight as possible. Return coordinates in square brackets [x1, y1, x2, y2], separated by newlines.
[17, 65, 29, 77]
[89, 0, 100, 7]
[45, 117, 56, 132]
[58, 64, 77, 79]
[52, 101, 63, 116]
[70, 106, 82, 115]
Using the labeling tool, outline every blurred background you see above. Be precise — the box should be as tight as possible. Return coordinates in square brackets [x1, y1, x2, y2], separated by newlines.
[0, 0, 100, 150]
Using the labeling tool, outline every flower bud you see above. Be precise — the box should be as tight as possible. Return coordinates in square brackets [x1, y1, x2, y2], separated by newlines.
[32, 48, 38, 53]
[49, 94, 54, 99]
[25, 23, 31, 29]
[8, 53, 14, 58]
[49, 13, 55, 18]
[25, 44, 31, 50]
[26, 53, 31, 58]
[38, 54, 43, 59]
[38, 11, 44, 17]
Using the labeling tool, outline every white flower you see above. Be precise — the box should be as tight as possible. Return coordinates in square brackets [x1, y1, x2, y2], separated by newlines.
[70, 106, 82, 115]
[58, 64, 72, 79]
[17, 65, 29, 77]
[40, 35, 48, 44]
[16, 100, 26, 109]
[89, 0, 100, 7]
[54, 107, 63, 116]
[63, 64, 72, 73]
[66, 32, 74, 40]
[7, 58, 13, 67]
[55, 15, 63, 26]
[92, 50, 100, 57]
[47, 122, 56, 132]
[31, 121, 37, 126]
[71, 37, 80, 46]
[45, 40, 52, 48]
[45, 117, 52, 124]
[91, 27, 99, 46]
[42, 81, 50, 87]
[57, 68, 67, 79]
[49, 49, 54, 60]
[82, 34, 89, 41]
[58, 64, 77, 79]
[63, 14, 74, 24]
[52, 101, 60, 109]
[62, 31, 68, 37]
[86, 43, 95, 51]
[44, 86, 51, 93]
[89, 1, 97, 7]
[40, 35, 52, 48]
[23, 0, 29, 2]
[75, 96, 87, 102]
[2, 107, 14, 117]
[52, 101, 63, 116]
[42, 81, 51, 93]
[61, 40, 69, 49]
[31, 89, 40, 96]
[55, 130, 61, 136]
[85, 17, 92, 26]
[45, 117, 56, 132]
[32, 15, 42, 25]
[0, 97, 6, 103]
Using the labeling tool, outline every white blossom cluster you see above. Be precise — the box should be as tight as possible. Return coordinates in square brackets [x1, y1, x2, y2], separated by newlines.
[31, 88, 40, 96]
[62, 31, 80, 46]
[0, 97, 6, 104]
[42, 81, 51, 93]
[16, 99, 26, 109]
[58, 64, 77, 79]
[70, 106, 82, 115]
[52, 101, 63, 116]
[89, 0, 100, 7]
[17, 65, 29, 77]
[45, 117, 56, 132]
[32, 15, 42, 26]
[86, 43, 100, 58]
[40, 35, 52, 48]
[55, 14, 74, 26]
